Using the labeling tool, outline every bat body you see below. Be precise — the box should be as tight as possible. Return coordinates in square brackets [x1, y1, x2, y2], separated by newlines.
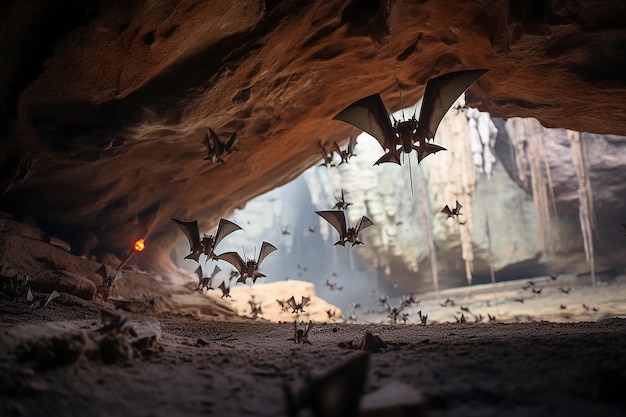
[333, 189, 352, 211]
[333, 69, 488, 165]
[95, 264, 122, 288]
[325, 279, 343, 291]
[217, 241, 277, 285]
[288, 320, 313, 345]
[441, 200, 463, 219]
[172, 218, 242, 263]
[287, 295, 311, 314]
[203, 128, 238, 164]
[316, 210, 374, 247]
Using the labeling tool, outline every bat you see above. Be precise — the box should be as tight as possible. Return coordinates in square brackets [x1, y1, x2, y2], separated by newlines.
[248, 296, 263, 319]
[282, 227, 291, 235]
[325, 279, 343, 291]
[203, 128, 238, 163]
[400, 313, 410, 324]
[316, 210, 374, 247]
[172, 218, 243, 263]
[95, 264, 123, 288]
[441, 200, 463, 219]
[319, 143, 336, 167]
[560, 304, 567, 310]
[217, 241, 278, 285]
[195, 264, 221, 292]
[401, 294, 419, 307]
[333, 69, 488, 165]
[387, 301, 404, 324]
[287, 320, 313, 345]
[332, 189, 352, 210]
[418, 310, 428, 326]
[308, 226, 316, 233]
[559, 287, 571, 294]
[331, 136, 358, 165]
[287, 295, 310, 314]
[218, 279, 232, 298]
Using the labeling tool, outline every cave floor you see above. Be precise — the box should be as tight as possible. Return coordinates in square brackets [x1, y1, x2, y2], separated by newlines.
[1, 298, 625, 417]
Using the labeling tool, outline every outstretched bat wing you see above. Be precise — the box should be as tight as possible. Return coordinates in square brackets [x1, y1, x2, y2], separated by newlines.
[316, 210, 348, 241]
[301, 296, 311, 308]
[193, 266, 203, 286]
[415, 141, 447, 162]
[333, 94, 396, 151]
[214, 218, 243, 248]
[216, 251, 246, 275]
[287, 296, 297, 311]
[441, 205, 453, 216]
[172, 218, 202, 257]
[455, 200, 463, 214]
[257, 241, 278, 266]
[347, 136, 358, 154]
[209, 128, 225, 155]
[96, 264, 108, 282]
[356, 216, 375, 235]
[224, 132, 238, 153]
[416, 69, 488, 141]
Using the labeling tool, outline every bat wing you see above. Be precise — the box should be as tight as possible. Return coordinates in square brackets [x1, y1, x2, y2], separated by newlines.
[287, 296, 297, 310]
[356, 216, 375, 235]
[347, 136, 358, 154]
[257, 241, 278, 266]
[202, 133, 211, 151]
[209, 128, 225, 155]
[216, 251, 245, 275]
[224, 132, 238, 153]
[414, 141, 447, 162]
[172, 218, 202, 254]
[301, 296, 311, 307]
[416, 69, 488, 141]
[455, 200, 463, 214]
[214, 218, 243, 248]
[210, 264, 221, 279]
[194, 265, 203, 286]
[316, 210, 347, 241]
[441, 205, 453, 216]
[333, 94, 396, 151]
[95, 264, 108, 281]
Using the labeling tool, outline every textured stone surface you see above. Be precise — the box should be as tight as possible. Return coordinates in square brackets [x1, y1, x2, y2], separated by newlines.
[1, 0, 625, 277]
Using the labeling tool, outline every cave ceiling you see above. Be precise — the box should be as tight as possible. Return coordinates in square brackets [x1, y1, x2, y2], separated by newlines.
[1, 0, 625, 273]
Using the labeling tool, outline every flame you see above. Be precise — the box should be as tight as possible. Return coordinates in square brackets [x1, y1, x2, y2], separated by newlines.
[134, 238, 145, 252]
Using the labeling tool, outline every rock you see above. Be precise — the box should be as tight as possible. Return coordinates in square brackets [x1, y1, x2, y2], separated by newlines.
[359, 332, 387, 353]
[360, 382, 426, 417]
[0, 233, 97, 300]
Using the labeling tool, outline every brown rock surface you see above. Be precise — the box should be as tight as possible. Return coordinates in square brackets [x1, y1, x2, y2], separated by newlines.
[1, 0, 625, 276]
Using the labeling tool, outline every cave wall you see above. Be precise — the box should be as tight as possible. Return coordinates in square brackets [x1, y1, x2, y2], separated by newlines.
[1, 0, 625, 275]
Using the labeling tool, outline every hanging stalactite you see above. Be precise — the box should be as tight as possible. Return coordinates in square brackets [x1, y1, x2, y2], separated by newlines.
[567, 130, 598, 285]
[505, 118, 557, 256]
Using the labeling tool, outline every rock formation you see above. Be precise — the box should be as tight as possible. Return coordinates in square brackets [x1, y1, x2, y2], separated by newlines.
[1, 0, 625, 279]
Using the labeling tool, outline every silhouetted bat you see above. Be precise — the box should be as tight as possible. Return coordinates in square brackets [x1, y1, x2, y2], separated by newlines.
[288, 321, 313, 345]
[319, 142, 336, 167]
[248, 296, 263, 319]
[316, 210, 374, 247]
[217, 241, 277, 285]
[441, 200, 463, 219]
[195, 264, 221, 292]
[334, 69, 488, 165]
[218, 279, 232, 298]
[287, 295, 311, 314]
[418, 310, 428, 326]
[332, 136, 358, 165]
[95, 264, 122, 288]
[559, 287, 571, 294]
[387, 302, 404, 324]
[333, 189, 352, 210]
[325, 279, 343, 291]
[203, 128, 238, 164]
[172, 218, 242, 263]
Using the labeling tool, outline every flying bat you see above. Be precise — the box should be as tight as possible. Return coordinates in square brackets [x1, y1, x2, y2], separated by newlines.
[332, 136, 358, 165]
[325, 279, 343, 291]
[95, 264, 122, 288]
[217, 241, 278, 285]
[441, 200, 463, 219]
[316, 210, 374, 247]
[203, 128, 238, 164]
[333, 189, 352, 210]
[287, 295, 311, 314]
[195, 264, 221, 292]
[172, 218, 242, 263]
[248, 296, 263, 319]
[333, 69, 488, 165]
[218, 280, 232, 298]
[319, 143, 336, 167]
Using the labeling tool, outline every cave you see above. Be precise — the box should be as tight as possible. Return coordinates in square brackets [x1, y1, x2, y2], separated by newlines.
[1, 1, 626, 416]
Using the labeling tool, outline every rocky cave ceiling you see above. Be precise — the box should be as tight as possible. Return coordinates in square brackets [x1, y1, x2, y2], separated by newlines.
[1, 0, 625, 274]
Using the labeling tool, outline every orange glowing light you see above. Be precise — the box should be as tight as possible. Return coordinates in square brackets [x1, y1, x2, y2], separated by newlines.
[134, 238, 145, 252]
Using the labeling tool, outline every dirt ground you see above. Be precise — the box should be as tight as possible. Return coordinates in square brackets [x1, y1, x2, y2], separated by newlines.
[1, 275, 626, 417]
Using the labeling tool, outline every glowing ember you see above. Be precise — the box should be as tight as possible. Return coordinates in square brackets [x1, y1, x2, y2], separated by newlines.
[134, 238, 145, 252]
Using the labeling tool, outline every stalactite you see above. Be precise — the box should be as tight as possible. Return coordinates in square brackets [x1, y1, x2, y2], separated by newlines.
[505, 118, 557, 255]
[568, 130, 597, 285]
[415, 164, 439, 292]
[427, 96, 476, 285]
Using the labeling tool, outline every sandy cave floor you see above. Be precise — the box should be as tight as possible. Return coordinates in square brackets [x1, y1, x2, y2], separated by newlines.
[1, 278, 626, 417]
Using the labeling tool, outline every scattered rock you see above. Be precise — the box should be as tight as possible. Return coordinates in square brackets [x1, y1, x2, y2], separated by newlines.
[359, 332, 387, 353]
